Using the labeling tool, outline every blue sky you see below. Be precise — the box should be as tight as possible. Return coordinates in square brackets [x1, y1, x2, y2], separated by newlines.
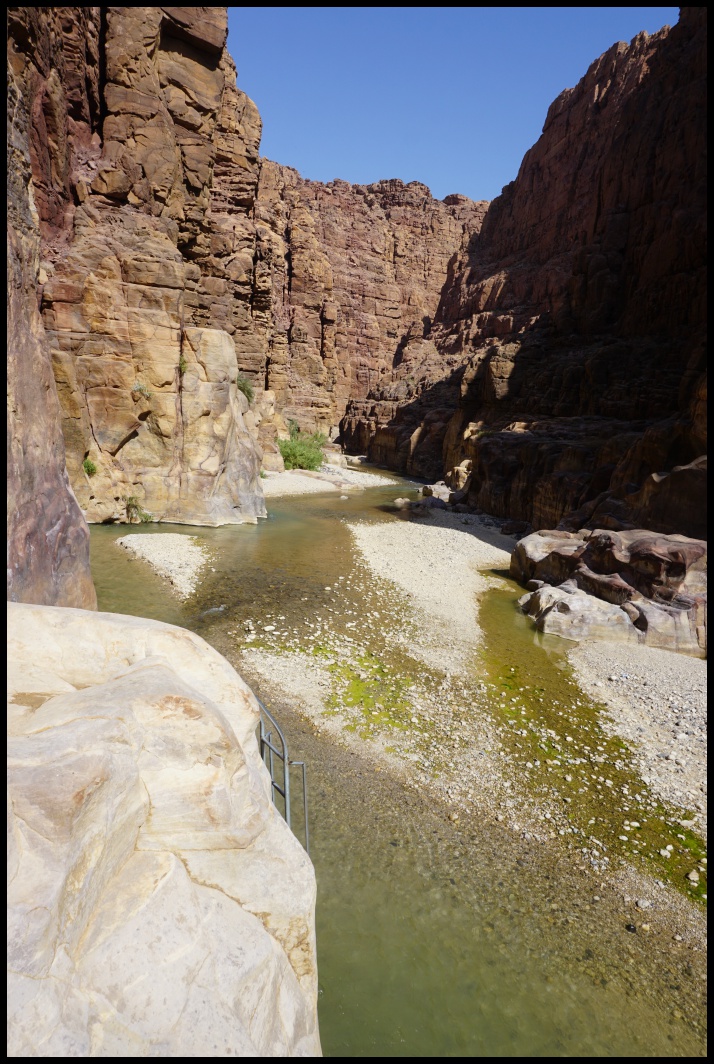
[227, 7, 680, 202]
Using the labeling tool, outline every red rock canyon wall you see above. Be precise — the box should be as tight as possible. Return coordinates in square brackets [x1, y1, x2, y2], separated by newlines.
[342, 9, 707, 539]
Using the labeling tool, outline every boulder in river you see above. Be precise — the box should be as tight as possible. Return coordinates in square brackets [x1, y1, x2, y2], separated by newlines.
[511, 528, 706, 656]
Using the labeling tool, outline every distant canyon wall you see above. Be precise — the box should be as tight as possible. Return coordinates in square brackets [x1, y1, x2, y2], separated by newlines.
[342, 9, 707, 539]
[253, 165, 488, 435]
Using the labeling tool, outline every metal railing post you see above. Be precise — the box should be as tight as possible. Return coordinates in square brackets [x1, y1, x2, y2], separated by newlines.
[256, 698, 308, 853]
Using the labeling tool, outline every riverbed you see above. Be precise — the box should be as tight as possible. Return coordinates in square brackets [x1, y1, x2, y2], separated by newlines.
[90, 472, 707, 1056]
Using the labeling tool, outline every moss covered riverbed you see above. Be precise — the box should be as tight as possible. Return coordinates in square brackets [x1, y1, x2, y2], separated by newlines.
[90, 479, 707, 1055]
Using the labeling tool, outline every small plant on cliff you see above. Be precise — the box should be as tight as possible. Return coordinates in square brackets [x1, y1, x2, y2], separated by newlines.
[236, 374, 255, 404]
[82, 457, 97, 477]
[132, 381, 153, 400]
[123, 495, 153, 523]
[259, 469, 267, 479]
[278, 422, 327, 471]
[178, 354, 187, 375]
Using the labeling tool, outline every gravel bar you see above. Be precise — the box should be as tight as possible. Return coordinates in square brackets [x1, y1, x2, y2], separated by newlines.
[347, 509, 514, 671]
[568, 641, 707, 838]
[261, 465, 399, 496]
[116, 533, 209, 599]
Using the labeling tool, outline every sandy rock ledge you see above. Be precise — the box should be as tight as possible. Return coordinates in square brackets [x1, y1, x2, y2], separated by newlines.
[7, 602, 321, 1057]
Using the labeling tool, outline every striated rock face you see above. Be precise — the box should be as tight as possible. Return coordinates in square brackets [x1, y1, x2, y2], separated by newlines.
[342, 10, 706, 538]
[253, 165, 488, 435]
[511, 529, 707, 656]
[9, 6, 705, 548]
[10, 6, 267, 525]
[7, 10, 96, 607]
[7, 602, 321, 1057]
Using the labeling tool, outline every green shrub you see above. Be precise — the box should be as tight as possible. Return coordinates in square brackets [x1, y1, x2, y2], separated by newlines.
[278, 425, 327, 471]
[82, 457, 97, 477]
[123, 495, 153, 523]
[178, 353, 187, 375]
[236, 374, 254, 404]
[259, 469, 267, 479]
[132, 381, 153, 400]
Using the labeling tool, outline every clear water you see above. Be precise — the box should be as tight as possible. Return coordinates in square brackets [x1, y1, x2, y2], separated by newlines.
[90, 479, 706, 1057]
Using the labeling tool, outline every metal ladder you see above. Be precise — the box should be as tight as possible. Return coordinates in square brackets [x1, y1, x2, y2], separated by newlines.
[256, 698, 310, 855]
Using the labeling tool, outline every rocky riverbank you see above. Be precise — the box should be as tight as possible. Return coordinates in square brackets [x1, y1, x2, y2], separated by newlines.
[261, 465, 399, 496]
[232, 504, 706, 933]
[568, 642, 707, 839]
[116, 533, 211, 599]
[347, 509, 513, 671]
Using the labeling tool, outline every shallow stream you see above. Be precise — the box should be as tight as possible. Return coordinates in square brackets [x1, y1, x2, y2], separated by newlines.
[90, 475, 706, 1057]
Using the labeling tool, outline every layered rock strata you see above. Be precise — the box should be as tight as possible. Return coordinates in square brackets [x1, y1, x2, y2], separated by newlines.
[252, 166, 488, 435]
[7, 601, 321, 1057]
[11, 6, 267, 524]
[342, 10, 706, 540]
[511, 529, 707, 656]
[7, 9, 96, 606]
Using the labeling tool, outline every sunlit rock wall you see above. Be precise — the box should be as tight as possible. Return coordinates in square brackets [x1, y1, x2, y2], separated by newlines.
[11, 6, 266, 524]
[7, 602, 321, 1057]
[253, 165, 488, 435]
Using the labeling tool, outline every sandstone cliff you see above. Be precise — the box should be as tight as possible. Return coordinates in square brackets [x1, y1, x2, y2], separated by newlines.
[11, 7, 268, 525]
[252, 166, 488, 435]
[8, 6, 706, 548]
[7, 10, 96, 607]
[8, 3, 489, 532]
[8, 602, 321, 1056]
[342, 10, 707, 539]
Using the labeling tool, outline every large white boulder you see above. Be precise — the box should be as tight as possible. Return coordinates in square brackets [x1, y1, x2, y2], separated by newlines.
[7, 602, 321, 1057]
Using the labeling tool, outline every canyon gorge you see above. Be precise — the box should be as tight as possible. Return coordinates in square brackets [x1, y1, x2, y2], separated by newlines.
[6, 5, 707, 1057]
[7, 7, 706, 608]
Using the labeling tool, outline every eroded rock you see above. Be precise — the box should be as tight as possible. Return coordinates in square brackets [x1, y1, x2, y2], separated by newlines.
[341, 12, 706, 537]
[7, 601, 321, 1056]
[511, 529, 707, 656]
[7, 9, 96, 606]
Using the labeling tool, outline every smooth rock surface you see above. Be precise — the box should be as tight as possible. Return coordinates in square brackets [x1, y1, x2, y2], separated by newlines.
[7, 602, 321, 1057]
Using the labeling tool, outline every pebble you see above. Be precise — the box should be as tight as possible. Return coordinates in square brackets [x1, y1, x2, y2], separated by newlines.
[568, 642, 707, 838]
[116, 532, 208, 599]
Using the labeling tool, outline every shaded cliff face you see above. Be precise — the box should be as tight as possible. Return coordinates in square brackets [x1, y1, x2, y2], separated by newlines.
[7, 9, 96, 608]
[342, 10, 707, 539]
[19, 7, 266, 525]
[251, 168, 488, 435]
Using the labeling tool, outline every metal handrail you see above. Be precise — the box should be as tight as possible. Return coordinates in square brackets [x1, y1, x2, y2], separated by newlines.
[256, 698, 310, 855]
